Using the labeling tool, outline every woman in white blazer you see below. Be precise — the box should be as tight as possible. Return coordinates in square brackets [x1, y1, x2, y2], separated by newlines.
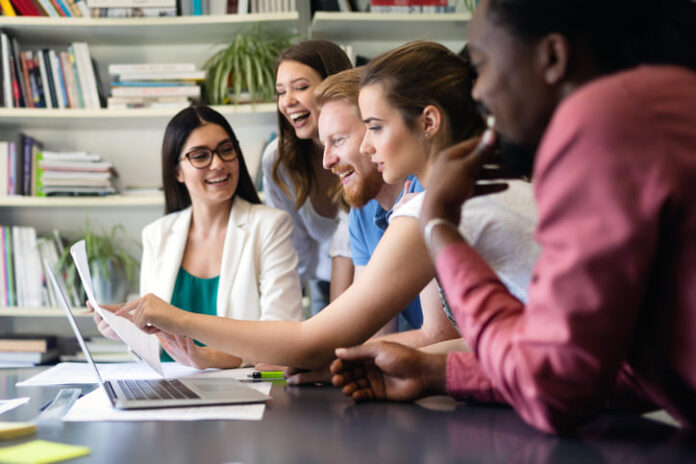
[95, 106, 303, 368]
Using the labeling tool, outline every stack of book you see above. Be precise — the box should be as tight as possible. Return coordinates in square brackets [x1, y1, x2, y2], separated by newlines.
[0, 0, 90, 17]
[0, 138, 118, 197]
[0, 334, 59, 366]
[108, 63, 203, 109]
[60, 336, 132, 363]
[370, 0, 465, 13]
[87, 0, 177, 17]
[0, 32, 103, 109]
[37, 151, 117, 196]
[0, 226, 84, 309]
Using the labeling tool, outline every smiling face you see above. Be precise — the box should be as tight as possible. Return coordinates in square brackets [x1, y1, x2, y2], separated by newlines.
[276, 60, 324, 142]
[319, 100, 383, 208]
[176, 123, 239, 206]
[468, 0, 558, 153]
[358, 83, 427, 184]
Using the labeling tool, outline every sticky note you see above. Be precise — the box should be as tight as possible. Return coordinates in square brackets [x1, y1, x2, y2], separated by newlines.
[0, 440, 90, 464]
[0, 422, 36, 440]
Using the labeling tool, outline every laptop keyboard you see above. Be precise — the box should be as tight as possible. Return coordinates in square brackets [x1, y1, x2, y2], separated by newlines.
[116, 379, 200, 401]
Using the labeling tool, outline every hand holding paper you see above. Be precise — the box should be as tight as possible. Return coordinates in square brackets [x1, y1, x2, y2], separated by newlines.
[70, 240, 163, 376]
[115, 293, 189, 335]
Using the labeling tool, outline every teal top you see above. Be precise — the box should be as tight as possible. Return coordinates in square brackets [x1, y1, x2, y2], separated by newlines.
[161, 266, 219, 362]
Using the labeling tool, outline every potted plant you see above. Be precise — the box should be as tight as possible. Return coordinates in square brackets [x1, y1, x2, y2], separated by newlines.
[203, 26, 292, 105]
[58, 221, 139, 305]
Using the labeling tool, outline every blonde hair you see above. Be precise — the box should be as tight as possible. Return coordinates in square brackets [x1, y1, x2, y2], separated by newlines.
[313, 67, 363, 109]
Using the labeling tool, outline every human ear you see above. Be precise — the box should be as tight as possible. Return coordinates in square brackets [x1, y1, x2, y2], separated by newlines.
[538, 33, 570, 85]
[421, 105, 443, 139]
[175, 164, 184, 183]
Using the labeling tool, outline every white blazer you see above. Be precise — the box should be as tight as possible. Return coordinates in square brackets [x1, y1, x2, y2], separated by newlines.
[140, 197, 303, 322]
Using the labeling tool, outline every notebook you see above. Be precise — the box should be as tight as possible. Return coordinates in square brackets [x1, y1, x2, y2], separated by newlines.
[46, 264, 270, 409]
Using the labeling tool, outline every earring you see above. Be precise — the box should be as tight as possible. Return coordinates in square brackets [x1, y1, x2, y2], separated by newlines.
[424, 132, 430, 139]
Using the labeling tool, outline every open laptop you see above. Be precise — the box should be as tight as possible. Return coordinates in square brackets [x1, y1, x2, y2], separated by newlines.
[46, 264, 270, 409]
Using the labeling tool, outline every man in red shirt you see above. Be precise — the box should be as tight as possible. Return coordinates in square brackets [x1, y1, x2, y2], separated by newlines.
[331, 0, 696, 433]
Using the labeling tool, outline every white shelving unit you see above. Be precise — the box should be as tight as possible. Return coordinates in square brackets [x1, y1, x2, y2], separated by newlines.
[0, 307, 91, 318]
[310, 11, 470, 57]
[0, 15, 298, 325]
[0, 9, 471, 328]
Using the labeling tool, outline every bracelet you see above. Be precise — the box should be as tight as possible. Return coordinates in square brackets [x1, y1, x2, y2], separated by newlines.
[423, 218, 459, 254]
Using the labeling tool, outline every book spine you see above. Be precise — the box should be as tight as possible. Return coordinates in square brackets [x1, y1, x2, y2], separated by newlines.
[40, 50, 59, 108]
[19, 51, 34, 108]
[0, 34, 12, 108]
[59, 51, 77, 108]
[0, 0, 16, 15]
[7, 142, 16, 195]
[0, 142, 7, 197]
[74, 0, 89, 15]
[0, 227, 6, 307]
[22, 135, 33, 196]
[36, 0, 60, 15]
[14, 134, 24, 196]
[68, 46, 85, 108]
[4, 227, 14, 306]
[51, 0, 70, 15]
[49, 50, 68, 109]
[29, 52, 46, 108]
[36, 51, 52, 109]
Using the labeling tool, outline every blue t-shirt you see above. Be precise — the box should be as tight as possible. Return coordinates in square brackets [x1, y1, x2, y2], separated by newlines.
[348, 176, 425, 329]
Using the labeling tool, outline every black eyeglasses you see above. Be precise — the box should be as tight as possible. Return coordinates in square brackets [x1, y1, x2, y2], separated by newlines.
[180, 141, 238, 169]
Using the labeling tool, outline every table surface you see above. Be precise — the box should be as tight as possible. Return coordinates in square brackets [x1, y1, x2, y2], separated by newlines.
[1, 367, 694, 464]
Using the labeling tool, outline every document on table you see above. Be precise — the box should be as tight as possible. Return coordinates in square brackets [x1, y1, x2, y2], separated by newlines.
[0, 397, 29, 415]
[62, 381, 271, 422]
[70, 241, 163, 376]
[16, 362, 212, 387]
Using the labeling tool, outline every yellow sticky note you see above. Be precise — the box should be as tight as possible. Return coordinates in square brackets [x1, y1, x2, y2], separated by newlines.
[0, 440, 90, 464]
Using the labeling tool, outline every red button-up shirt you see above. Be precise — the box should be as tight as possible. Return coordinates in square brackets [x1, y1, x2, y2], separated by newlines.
[439, 66, 696, 433]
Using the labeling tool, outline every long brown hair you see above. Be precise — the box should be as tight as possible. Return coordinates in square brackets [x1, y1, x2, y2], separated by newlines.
[272, 40, 352, 210]
[161, 106, 260, 214]
[360, 41, 484, 146]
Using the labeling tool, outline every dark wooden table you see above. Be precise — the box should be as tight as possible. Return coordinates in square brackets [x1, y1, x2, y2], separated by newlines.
[1, 367, 694, 463]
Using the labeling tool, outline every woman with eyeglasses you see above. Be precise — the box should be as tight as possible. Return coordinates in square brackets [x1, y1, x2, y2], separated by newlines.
[93, 105, 303, 369]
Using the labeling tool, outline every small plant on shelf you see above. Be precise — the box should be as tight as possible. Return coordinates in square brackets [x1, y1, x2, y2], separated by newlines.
[58, 221, 139, 305]
[203, 27, 292, 105]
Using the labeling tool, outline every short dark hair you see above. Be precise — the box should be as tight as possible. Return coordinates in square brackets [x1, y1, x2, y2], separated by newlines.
[486, 0, 696, 73]
[161, 105, 261, 214]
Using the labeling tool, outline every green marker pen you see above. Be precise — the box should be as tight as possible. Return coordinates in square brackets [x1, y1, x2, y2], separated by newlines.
[249, 371, 284, 379]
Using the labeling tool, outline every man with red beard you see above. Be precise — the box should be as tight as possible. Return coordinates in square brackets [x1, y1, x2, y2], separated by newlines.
[316, 68, 426, 333]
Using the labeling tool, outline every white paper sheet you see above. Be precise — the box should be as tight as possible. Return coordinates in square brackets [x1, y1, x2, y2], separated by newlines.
[0, 397, 30, 415]
[62, 381, 270, 422]
[16, 362, 212, 387]
[70, 241, 163, 376]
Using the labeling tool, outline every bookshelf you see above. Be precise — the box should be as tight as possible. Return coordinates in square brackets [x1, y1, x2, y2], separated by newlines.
[310, 11, 470, 57]
[0, 14, 298, 321]
[0, 307, 91, 318]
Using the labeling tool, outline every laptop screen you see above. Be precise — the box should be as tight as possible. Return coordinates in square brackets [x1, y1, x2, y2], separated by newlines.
[45, 263, 108, 390]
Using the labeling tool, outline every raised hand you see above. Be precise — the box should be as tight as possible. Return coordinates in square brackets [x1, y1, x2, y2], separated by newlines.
[421, 129, 504, 226]
[330, 341, 447, 402]
[115, 293, 186, 335]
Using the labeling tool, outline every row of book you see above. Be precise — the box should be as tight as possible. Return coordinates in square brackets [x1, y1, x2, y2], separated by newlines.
[0, 334, 131, 365]
[0, 0, 89, 17]
[0, 226, 85, 309]
[0, 137, 118, 197]
[1, 32, 103, 109]
[370, 0, 467, 13]
[108, 62, 203, 109]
